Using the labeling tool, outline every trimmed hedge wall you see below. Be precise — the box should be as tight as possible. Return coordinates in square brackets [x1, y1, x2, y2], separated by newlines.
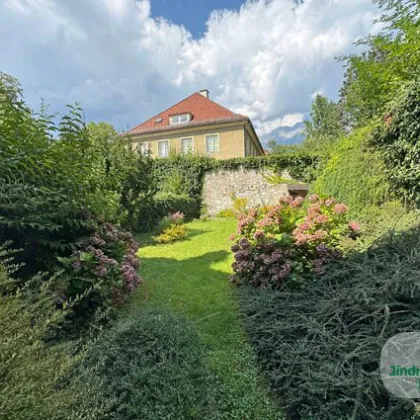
[152, 154, 319, 197]
[136, 153, 319, 232]
[136, 193, 201, 232]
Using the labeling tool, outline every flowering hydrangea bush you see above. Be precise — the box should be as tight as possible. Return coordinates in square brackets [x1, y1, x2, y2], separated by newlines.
[230, 194, 360, 288]
[58, 220, 142, 313]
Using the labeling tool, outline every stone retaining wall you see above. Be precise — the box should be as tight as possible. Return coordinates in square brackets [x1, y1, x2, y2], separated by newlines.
[202, 168, 292, 216]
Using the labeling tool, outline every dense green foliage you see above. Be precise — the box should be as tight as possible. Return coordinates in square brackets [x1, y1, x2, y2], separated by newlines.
[313, 125, 391, 214]
[0, 265, 110, 420]
[0, 73, 142, 274]
[136, 192, 201, 232]
[373, 80, 420, 206]
[83, 309, 214, 420]
[132, 152, 319, 232]
[238, 227, 420, 419]
[340, 0, 420, 127]
[303, 94, 346, 153]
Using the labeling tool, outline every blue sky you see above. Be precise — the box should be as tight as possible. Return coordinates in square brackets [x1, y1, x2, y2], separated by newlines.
[151, 0, 246, 38]
[0, 0, 380, 142]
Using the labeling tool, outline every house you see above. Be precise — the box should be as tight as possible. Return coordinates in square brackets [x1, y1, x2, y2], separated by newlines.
[126, 90, 264, 159]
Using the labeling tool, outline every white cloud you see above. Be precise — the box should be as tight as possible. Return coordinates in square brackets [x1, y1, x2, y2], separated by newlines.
[0, 0, 379, 136]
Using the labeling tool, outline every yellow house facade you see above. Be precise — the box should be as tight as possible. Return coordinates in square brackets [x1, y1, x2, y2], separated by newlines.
[126, 90, 264, 159]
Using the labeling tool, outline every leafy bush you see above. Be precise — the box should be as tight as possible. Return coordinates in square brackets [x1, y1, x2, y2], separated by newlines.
[153, 224, 187, 244]
[157, 211, 185, 232]
[217, 194, 249, 219]
[313, 125, 392, 216]
[83, 308, 214, 420]
[230, 195, 360, 288]
[0, 73, 142, 276]
[136, 193, 200, 232]
[0, 267, 78, 419]
[373, 79, 420, 207]
[238, 227, 420, 419]
[217, 209, 236, 218]
[57, 219, 141, 316]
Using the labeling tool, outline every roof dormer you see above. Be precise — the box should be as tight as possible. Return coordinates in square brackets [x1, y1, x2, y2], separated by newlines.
[169, 113, 191, 125]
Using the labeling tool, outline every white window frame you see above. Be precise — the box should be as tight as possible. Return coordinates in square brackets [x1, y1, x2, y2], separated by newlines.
[205, 133, 220, 153]
[138, 142, 150, 155]
[169, 114, 191, 125]
[157, 139, 170, 158]
[181, 136, 194, 154]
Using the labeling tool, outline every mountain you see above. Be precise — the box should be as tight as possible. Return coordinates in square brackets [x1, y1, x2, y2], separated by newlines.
[260, 121, 305, 146]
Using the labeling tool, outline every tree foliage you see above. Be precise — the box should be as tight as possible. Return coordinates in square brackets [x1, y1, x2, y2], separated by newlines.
[0, 73, 144, 274]
[303, 94, 346, 152]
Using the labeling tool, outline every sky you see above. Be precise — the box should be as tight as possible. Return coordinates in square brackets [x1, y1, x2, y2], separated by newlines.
[0, 0, 381, 140]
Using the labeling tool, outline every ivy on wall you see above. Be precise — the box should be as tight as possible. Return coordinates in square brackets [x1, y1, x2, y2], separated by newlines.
[150, 153, 320, 199]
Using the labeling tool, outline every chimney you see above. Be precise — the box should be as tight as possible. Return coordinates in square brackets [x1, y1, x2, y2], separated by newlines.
[199, 89, 209, 98]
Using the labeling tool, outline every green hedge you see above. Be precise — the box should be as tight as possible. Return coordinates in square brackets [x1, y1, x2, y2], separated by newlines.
[373, 79, 420, 207]
[82, 308, 214, 420]
[136, 193, 201, 232]
[313, 125, 392, 215]
[136, 153, 319, 232]
[151, 154, 319, 198]
[238, 227, 420, 419]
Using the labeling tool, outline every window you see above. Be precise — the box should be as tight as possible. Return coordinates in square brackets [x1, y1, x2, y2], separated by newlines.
[138, 142, 149, 155]
[170, 114, 190, 125]
[181, 137, 193, 154]
[158, 140, 169, 157]
[206, 134, 219, 153]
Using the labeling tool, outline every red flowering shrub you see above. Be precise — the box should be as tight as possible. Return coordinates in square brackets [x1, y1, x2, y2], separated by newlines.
[58, 220, 142, 314]
[230, 194, 360, 288]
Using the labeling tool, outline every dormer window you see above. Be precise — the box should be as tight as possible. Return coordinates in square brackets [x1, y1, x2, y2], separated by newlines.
[170, 113, 191, 125]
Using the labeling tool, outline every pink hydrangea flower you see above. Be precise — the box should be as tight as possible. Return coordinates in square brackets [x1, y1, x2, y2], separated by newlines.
[308, 194, 319, 203]
[334, 203, 348, 215]
[348, 221, 361, 231]
[296, 222, 312, 232]
[325, 198, 335, 207]
[312, 230, 328, 241]
[314, 215, 329, 224]
[253, 230, 265, 240]
[290, 196, 304, 208]
[279, 196, 293, 204]
[257, 217, 274, 228]
[294, 232, 310, 245]
[308, 204, 322, 218]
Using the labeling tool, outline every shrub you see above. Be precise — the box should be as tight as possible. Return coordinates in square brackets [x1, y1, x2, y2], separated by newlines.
[83, 308, 214, 420]
[373, 79, 420, 207]
[0, 268, 77, 419]
[157, 211, 185, 232]
[313, 125, 392, 216]
[0, 73, 142, 277]
[136, 193, 200, 232]
[237, 227, 420, 419]
[153, 224, 187, 244]
[217, 209, 236, 218]
[217, 194, 249, 219]
[230, 195, 360, 288]
[57, 219, 141, 317]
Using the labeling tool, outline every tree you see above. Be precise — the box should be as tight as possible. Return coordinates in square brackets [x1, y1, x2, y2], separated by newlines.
[339, 1, 420, 126]
[302, 95, 345, 152]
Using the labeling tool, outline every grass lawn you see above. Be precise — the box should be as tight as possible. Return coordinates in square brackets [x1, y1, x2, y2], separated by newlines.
[132, 218, 281, 419]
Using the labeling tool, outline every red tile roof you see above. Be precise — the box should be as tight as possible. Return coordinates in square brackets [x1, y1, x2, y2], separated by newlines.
[127, 92, 248, 135]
